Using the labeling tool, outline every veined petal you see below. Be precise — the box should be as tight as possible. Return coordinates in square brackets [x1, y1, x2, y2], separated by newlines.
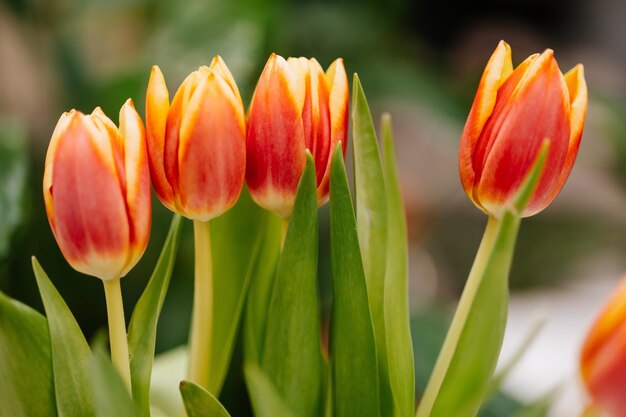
[146, 66, 174, 205]
[318, 58, 348, 202]
[51, 116, 130, 280]
[459, 40, 513, 197]
[178, 71, 246, 221]
[44, 110, 77, 231]
[119, 99, 151, 276]
[246, 53, 307, 218]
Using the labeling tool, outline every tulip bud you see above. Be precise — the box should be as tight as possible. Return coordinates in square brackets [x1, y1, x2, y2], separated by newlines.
[246, 54, 349, 218]
[581, 276, 626, 417]
[459, 41, 587, 218]
[146, 56, 246, 221]
[43, 100, 151, 280]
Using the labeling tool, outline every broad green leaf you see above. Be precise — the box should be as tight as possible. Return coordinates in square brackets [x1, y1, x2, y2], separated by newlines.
[352, 73, 392, 415]
[180, 380, 232, 417]
[330, 146, 380, 417]
[416, 144, 549, 417]
[261, 153, 323, 417]
[381, 114, 415, 417]
[32, 257, 95, 417]
[90, 343, 142, 417]
[244, 362, 296, 417]
[128, 214, 183, 417]
[243, 212, 281, 363]
[0, 120, 28, 261]
[209, 187, 270, 395]
[0, 291, 56, 417]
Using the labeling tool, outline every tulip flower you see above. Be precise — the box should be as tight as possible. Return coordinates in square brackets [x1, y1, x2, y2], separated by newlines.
[43, 99, 150, 389]
[146, 56, 246, 391]
[145, 56, 246, 221]
[43, 100, 151, 281]
[246, 54, 349, 218]
[459, 41, 587, 218]
[581, 276, 626, 417]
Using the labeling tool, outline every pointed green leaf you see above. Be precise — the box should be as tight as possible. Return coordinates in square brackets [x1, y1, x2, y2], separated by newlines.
[244, 362, 296, 417]
[180, 380, 232, 417]
[150, 347, 187, 417]
[0, 291, 56, 417]
[261, 153, 323, 417]
[209, 187, 271, 395]
[352, 73, 392, 415]
[381, 115, 415, 417]
[330, 146, 380, 417]
[416, 146, 549, 417]
[128, 214, 183, 417]
[32, 257, 95, 417]
[90, 343, 141, 417]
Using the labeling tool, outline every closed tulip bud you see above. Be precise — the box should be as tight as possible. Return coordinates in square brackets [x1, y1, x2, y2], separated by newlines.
[581, 277, 626, 417]
[43, 100, 151, 280]
[146, 56, 246, 221]
[246, 54, 349, 218]
[459, 41, 587, 218]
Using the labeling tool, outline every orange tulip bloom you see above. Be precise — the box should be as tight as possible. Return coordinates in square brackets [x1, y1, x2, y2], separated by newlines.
[146, 56, 246, 221]
[581, 277, 626, 417]
[246, 54, 349, 218]
[459, 41, 587, 218]
[43, 100, 151, 280]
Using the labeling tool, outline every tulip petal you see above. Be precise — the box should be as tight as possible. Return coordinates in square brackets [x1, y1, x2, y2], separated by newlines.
[178, 71, 246, 221]
[51, 116, 130, 279]
[88, 107, 127, 196]
[459, 40, 513, 199]
[476, 50, 570, 217]
[318, 58, 348, 203]
[119, 99, 151, 275]
[209, 55, 242, 101]
[146, 66, 175, 206]
[247, 54, 307, 218]
[44, 110, 77, 231]
[546, 64, 588, 202]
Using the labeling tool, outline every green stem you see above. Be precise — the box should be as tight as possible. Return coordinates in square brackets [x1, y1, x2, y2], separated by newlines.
[280, 217, 289, 250]
[188, 220, 213, 390]
[103, 277, 131, 390]
[416, 216, 501, 417]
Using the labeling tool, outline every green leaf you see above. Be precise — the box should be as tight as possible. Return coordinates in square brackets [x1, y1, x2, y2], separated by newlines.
[0, 120, 29, 260]
[415, 144, 550, 417]
[330, 146, 380, 417]
[261, 153, 323, 417]
[0, 291, 56, 417]
[32, 257, 95, 417]
[244, 362, 296, 417]
[128, 214, 183, 417]
[150, 346, 187, 417]
[209, 187, 271, 395]
[381, 114, 415, 417]
[179, 380, 232, 417]
[90, 343, 142, 417]
[352, 74, 392, 415]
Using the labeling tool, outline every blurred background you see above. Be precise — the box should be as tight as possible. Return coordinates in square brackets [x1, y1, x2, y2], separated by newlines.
[1, 0, 625, 416]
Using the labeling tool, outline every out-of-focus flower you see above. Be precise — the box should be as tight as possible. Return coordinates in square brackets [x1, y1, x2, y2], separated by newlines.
[246, 54, 349, 218]
[146, 56, 246, 221]
[459, 40, 587, 218]
[581, 276, 626, 417]
[43, 100, 151, 280]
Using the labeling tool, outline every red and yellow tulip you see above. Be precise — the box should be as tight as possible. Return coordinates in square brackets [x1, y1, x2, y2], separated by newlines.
[146, 56, 246, 221]
[246, 54, 349, 218]
[459, 41, 587, 218]
[581, 277, 626, 417]
[43, 100, 151, 280]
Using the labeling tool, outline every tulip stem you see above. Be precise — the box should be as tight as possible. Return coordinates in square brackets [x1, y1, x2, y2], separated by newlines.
[188, 220, 213, 390]
[103, 277, 132, 391]
[416, 215, 501, 417]
[280, 218, 289, 249]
